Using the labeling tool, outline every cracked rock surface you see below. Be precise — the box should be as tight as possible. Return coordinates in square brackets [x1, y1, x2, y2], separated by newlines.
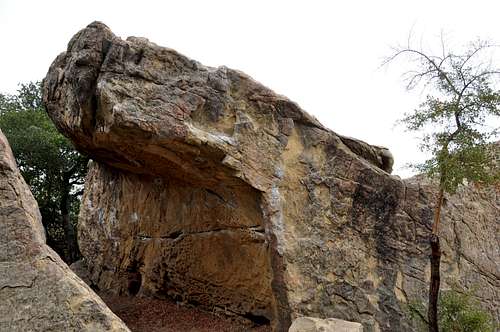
[43, 22, 499, 331]
[0, 129, 130, 332]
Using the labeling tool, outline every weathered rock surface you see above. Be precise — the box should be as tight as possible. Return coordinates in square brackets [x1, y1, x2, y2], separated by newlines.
[43, 22, 499, 332]
[79, 160, 274, 323]
[0, 129, 130, 331]
[289, 317, 363, 332]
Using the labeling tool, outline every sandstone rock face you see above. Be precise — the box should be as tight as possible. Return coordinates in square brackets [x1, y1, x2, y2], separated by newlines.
[0, 130, 130, 331]
[289, 317, 363, 332]
[43, 22, 499, 331]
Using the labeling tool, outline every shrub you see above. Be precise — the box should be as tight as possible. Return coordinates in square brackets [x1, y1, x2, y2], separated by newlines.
[408, 287, 496, 332]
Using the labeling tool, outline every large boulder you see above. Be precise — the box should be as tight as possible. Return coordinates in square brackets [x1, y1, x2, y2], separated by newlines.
[43, 22, 499, 331]
[0, 129, 130, 331]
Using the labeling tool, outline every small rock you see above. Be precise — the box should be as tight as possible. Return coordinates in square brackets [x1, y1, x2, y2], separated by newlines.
[289, 317, 363, 332]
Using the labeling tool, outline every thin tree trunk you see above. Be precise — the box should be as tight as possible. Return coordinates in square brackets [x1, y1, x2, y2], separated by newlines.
[432, 188, 444, 235]
[428, 188, 444, 332]
[428, 234, 441, 332]
[60, 176, 76, 263]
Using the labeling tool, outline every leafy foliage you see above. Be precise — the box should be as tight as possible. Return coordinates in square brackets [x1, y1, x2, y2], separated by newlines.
[0, 82, 88, 262]
[387, 39, 500, 193]
[408, 288, 496, 332]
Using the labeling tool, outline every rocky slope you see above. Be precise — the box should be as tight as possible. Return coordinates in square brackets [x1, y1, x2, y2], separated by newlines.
[43, 22, 499, 332]
[0, 129, 130, 331]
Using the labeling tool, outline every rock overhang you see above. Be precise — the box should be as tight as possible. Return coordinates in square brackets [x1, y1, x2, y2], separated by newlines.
[43, 21, 393, 186]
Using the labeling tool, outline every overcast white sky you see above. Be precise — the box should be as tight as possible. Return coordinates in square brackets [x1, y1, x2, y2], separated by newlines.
[1, 0, 500, 177]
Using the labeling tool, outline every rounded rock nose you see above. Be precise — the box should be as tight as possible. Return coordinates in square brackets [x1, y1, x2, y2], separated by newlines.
[86, 21, 111, 31]
[66, 21, 116, 55]
[380, 148, 394, 174]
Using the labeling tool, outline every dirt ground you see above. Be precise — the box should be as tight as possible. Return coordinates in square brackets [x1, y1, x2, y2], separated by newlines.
[99, 293, 271, 332]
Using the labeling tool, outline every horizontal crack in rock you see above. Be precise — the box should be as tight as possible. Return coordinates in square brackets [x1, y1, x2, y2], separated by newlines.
[135, 225, 264, 241]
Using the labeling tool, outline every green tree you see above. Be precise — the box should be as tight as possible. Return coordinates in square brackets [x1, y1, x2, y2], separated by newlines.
[0, 82, 88, 263]
[408, 288, 496, 332]
[385, 38, 500, 332]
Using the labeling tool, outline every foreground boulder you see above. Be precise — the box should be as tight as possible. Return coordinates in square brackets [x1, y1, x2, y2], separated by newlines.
[43, 22, 499, 331]
[0, 130, 130, 331]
